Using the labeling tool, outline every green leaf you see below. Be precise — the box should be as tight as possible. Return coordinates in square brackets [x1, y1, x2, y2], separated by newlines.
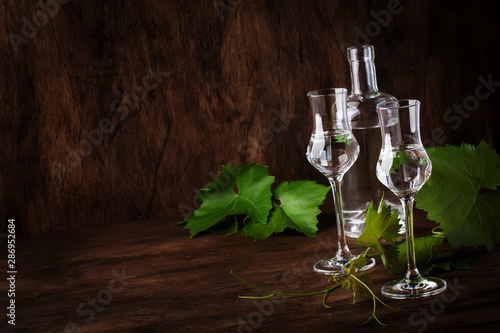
[334, 133, 354, 146]
[416, 141, 500, 251]
[185, 164, 274, 236]
[243, 181, 330, 240]
[207, 216, 240, 235]
[431, 249, 475, 272]
[356, 200, 401, 267]
[390, 236, 476, 275]
[183, 164, 330, 241]
[342, 273, 372, 304]
[390, 236, 444, 275]
[389, 149, 417, 174]
[342, 255, 372, 304]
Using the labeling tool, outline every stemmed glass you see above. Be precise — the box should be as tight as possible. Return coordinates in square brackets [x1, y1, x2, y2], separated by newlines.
[376, 99, 447, 299]
[306, 88, 376, 275]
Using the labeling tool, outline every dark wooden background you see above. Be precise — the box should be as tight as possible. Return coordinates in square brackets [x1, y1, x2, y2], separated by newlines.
[1, 0, 499, 237]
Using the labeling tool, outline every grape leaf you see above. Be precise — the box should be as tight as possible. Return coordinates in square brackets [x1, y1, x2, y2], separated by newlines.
[207, 216, 240, 235]
[389, 150, 416, 174]
[334, 133, 354, 146]
[390, 236, 475, 275]
[342, 255, 373, 304]
[243, 181, 330, 240]
[390, 236, 443, 275]
[185, 164, 274, 236]
[430, 249, 475, 272]
[356, 200, 401, 267]
[415, 141, 500, 251]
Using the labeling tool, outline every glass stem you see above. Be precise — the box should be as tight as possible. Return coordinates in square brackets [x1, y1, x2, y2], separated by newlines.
[401, 195, 422, 283]
[328, 177, 353, 262]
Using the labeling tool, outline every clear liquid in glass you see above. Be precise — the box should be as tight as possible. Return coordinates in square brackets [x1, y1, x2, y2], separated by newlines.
[376, 144, 432, 197]
[306, 130, 359, 178]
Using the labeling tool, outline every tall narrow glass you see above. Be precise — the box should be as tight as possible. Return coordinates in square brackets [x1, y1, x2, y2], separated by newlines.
[306, 88, 375, 275]
[376, 99, 447, 299]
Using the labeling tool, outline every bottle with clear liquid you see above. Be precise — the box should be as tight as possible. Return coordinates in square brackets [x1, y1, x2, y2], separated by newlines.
[341, 45, 402, 238]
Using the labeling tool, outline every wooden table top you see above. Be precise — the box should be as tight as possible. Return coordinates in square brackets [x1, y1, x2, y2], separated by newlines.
[2, 212, 499, 333]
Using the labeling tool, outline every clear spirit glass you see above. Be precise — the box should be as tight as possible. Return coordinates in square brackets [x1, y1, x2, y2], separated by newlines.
[376, 99, 447, 299]
[306, 88, 376, 275]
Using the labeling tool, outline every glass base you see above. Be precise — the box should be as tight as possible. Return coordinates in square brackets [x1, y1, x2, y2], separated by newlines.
[381, 277, 447, 299]
[314, 257, 376, 275]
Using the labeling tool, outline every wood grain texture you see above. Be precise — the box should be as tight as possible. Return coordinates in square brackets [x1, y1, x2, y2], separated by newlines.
[1, 214, 499, 332]
[1, 0, 499, 236]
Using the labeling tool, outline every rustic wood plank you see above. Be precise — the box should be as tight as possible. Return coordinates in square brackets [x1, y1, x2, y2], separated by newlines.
[1, 213, 499, 332]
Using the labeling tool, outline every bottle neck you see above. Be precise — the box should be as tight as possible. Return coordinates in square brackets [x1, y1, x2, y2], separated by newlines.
[349, 59, 379, 95]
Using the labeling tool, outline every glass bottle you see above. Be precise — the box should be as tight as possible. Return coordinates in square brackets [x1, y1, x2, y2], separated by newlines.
[341, 45, 402, 238]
